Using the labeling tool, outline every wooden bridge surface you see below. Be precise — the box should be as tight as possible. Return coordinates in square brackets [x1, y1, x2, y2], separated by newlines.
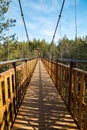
[13, 60, 78, 130]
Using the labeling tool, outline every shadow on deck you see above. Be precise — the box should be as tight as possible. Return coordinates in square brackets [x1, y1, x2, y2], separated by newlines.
[13, 60, 78, 130]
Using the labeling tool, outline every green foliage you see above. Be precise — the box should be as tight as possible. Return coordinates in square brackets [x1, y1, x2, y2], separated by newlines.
[0, 0, 87, 69]
[57, 36, 87, 61]
[0, 35, 87, 62]
[0, 35, 87, 71]
[0, 0, 16, 42]
[0, 39, 50, 61]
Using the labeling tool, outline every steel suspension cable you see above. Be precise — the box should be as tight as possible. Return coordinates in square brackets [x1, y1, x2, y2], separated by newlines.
[18, 0, 29, 43]
[50, 0, 65, 45]
[74, 0, 79, 61]
[75, 0, 77, 40]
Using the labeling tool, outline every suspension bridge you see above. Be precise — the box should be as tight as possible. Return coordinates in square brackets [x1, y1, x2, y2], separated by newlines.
[0, 0, 87, 130]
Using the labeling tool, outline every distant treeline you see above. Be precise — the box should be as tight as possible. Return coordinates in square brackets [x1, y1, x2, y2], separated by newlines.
[0, 35, 87, 61]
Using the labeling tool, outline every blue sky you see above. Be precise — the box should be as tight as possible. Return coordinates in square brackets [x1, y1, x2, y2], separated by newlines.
[8, 0, 87, 43]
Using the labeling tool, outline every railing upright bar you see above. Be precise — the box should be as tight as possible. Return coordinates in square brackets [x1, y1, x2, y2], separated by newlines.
[12, 62, 17, 116]
[56, 60, 58, 89]
[68, 62, 76, 111]
[68, 61, 73, 110]
[85, 108, 87, 130]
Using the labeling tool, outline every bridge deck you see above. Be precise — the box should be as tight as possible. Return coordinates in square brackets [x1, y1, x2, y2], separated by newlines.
[13, 60, 78, 130]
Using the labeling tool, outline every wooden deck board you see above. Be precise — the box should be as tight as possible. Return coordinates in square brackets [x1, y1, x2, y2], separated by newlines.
[13, 60, 79, 130]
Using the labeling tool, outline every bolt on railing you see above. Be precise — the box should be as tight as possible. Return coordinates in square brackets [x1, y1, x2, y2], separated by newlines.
[0, 58, 38, 130]
[42, 58, 87, 130]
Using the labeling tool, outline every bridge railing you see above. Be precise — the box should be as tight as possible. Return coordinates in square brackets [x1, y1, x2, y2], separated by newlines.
[42, 58, 87, 130]
[0, 58, 38, 130]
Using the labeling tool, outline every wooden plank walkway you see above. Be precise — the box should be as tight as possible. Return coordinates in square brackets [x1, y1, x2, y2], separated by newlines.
[13, 60, 78, 130]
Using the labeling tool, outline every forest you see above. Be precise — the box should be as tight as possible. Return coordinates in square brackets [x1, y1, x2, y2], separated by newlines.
[0, 0, 87, 64]
[0, 36, 87, 61]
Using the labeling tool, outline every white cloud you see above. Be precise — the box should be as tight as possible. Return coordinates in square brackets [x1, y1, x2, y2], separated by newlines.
[22, 0, 60, 15]
[42, 30, 53, 37]
[9, 0, 64, 42]
[8, 0, 87, 43]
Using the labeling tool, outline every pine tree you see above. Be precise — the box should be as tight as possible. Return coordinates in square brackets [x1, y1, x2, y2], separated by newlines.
[0, 0, 16, 61]
[0, 0, 16, 42]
